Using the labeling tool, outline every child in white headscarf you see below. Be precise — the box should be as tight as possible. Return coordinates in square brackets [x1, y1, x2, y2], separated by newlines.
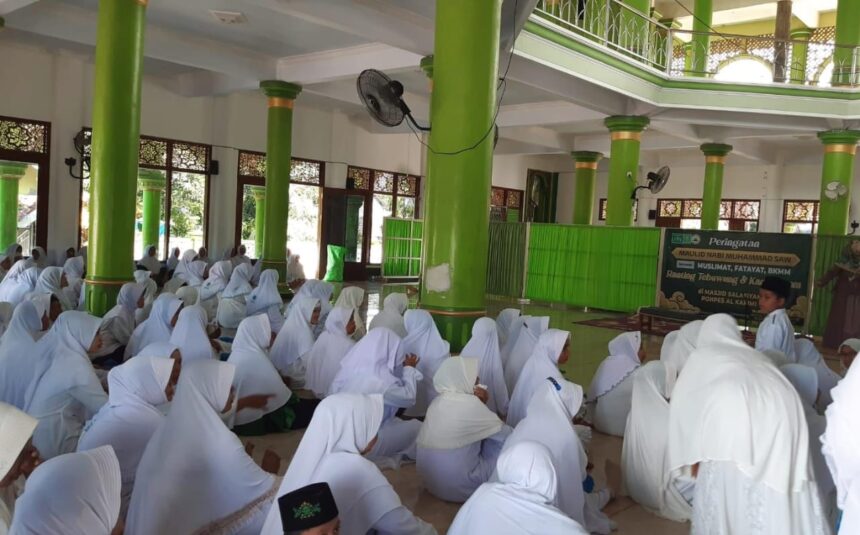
[62, 256, 85, 311]
[303, 307, 358, 398]
[91, 283, 145, 362]
[416, 357, 511, 503]
[0, 261, 38, 306]
[260, 393, 437, 535]
[795, 338, 842, 409]
[28, 267, 72, 311]
[169, 305, 217, 362]
[125, 360, 281, 535]
[587, 331, 643, 437]
[165, 247, 180, 273]
[197, 260, 232, 324]
[494, 308, 520, 348]
[270, 297, 319, 381]
[25, 247, 47, 269]
[137, 245, 162, 276]
[125, 293, 182, 360]
[9, 445, 121, 535]
[369, 292, 408, 337]
[506, 329, 570, 427]
[503, 316, 550, 394]
[449, 441, 589, 535]
[0, 402, 40, 533]
[661, 321, 702, 377]
[132, 270, 157, 324]
[333, 286, 367, 336]
[461, 317, 508, 416]
[401, 309, 450, 417]
[76, 356, 179, 516]
[24, 312, 107, 459]
[0, 301, 49, 409]
[217, 263, 254, 329]
[245, 269, 284, 332]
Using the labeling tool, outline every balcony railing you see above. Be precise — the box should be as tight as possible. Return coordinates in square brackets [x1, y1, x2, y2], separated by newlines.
[533, 0, 860, 87]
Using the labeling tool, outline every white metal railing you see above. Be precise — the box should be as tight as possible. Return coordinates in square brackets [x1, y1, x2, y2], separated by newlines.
[533, 0, 860, 87]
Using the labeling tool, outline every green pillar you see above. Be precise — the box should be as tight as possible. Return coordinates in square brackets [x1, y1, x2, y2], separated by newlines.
[571, 152, 602, 225]
[138, 169, 165, 254]
[604, 116, 649, 227]
[699, 143, 732, 230]
[682, 42, 694, 75]
[833, 0, 860, 86]
[817, 130, 860, 235]
[250, 185, 266, 259]
[789, 28, 814, 84]
[0, 161, 27, 250]
[259, 80, 301, 285]
[620, 0, 651, 56]
[86, 0, 148, 316]
[420, 0, 502, 352]
[690, 0, 713, 77]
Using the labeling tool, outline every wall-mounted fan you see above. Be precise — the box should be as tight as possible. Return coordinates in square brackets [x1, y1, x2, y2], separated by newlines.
[824, 181, 849, 201]
[356, 69, 430, 132]
[631, 166, 670, 200]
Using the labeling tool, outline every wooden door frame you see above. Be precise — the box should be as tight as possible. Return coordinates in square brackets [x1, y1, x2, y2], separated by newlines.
[319, 187, 372, 281]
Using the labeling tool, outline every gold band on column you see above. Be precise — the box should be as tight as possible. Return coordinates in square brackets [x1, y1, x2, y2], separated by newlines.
[575, 161, 599, 170]
[705, 155, 726, 164]
[610, 131, 642, 142]
[825, 144, 857, 155]
[83, 278, 134, 287]
[422, 308, 487, 317]
[268, 97, 294, 109]
[135, 0, 148, 6]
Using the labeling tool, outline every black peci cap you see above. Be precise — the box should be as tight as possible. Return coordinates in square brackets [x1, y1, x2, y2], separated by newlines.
[279, 482, 338, 532]
[761, 276, 791, 300]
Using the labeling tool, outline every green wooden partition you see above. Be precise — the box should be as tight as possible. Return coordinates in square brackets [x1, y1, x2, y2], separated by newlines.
[809, 235, 857, 336]
[381, 218, 423, 278]
[486, 221, 527, 297]
[525, 224, 661, 312]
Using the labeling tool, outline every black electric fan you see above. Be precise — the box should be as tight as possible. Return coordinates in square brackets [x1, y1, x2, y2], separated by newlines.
[631, 166, 670, 200]
[356, 69, 429, 131]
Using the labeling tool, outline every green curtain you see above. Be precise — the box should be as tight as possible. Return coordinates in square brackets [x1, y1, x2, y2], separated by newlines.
[486, 221, 527, 297]
[382, 218, 423, 277]
[525, 224, 661, 312]
[808, 235, 855, 336]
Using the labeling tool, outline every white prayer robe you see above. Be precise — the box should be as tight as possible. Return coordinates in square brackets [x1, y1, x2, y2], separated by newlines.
[460, 317, 509, 416]
[334, 286, 366, 336]
[416, 357, 510, 503]
[494, 308, 521, 349]
[197, 260, 232, 324]
[0, 301, 45, 409]
[669, 314, 830, 535]
[244, 269, 284, 333]
[24, 312, 107, 459]
[260, 393, 436, 535]
[0, 262, 38, 306]
[169, 305, 215, 362]
[303, 307, 357, 398]
[289, 280, 334, 338]
[587, 331, 642, 437]
[125, 293, 182, 360]
[61, 256, 85, 311]
[368, 292, 408, 338]
[126, 361, 279, 535]
[92, 283, 145, 358]
[503, 316, 549, 394]
[270, 296, 318, 378]
[661, 321, 702, 376]
[0, 403, 38, 535]
[137, 245, 162, 275]
[795, 338, 842, 410]
[401, 309, 450, 417]
[217, 263, 254, 329]
[755, 307, 797, 360]
[448, 441, 588, 535]
[76, 356, 175, 516]
[132, 270, 157, 324]
[506, 329, 569, 427]
[30, 267, 73, 311]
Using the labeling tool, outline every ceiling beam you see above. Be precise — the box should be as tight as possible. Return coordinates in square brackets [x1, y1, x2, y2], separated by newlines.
[276, 43, 422, 86]
[0, 0, 37, 16]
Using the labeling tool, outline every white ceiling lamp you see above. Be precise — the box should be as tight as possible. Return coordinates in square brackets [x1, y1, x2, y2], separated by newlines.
[209, 10, 247, 25]
[823, 181, 849, 201]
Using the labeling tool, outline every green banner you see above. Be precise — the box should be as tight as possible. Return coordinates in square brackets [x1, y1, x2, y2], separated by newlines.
[660, 229, 813, 323]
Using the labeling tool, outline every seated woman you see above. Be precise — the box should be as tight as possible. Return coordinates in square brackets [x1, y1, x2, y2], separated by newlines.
[506, 329, 569, 427]
[270, 297, 319, 383]
[76, 356, 179, 517]
[402, 310, 450, 417]
[29, 267, 74, 311]
[461, 317, 508, 416]
[197, 260, 232, 325]
[0, 300, 49, 409]
[494, 308, 520, 348]
[448, 441, 589, 535]
[169, 305, 218, 362]
[329, 328, 423, 465]
[126, 360, 282, 535]
[303, 307, 357, 398]
[9, 445, 121, 535]
[132, 270, 158, 324]
[216, 263, 254, 329]
[125, 293, 183, 359]
[137, 244, 163, 281]
[369, 292, 409, 337]
[62, 255, 85, 310]
[260, 393, 437, 535]
[503, 316, 549, 395]
[587, 331, 644, 437]
[661, 321, 702, 375]
[793, 338, 844, 410]
[0, 261, 39, 306]
[621, 360, 692, 522]
[0, 402, 41, 533]
[416, 357, 511, 503]
[333, 286, 366, 336]
[91, 283, 146, 363]
[244, 269, 284, 332]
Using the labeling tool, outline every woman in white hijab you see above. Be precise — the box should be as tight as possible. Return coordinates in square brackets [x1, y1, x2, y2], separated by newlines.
[499, 315, 528, 366]
[0, 262, 38, 306]
[587, 331, 643, 437]
[126, 360, 280, 535]
[839, 338, 860, 372]
[621, 360, 692, 522]
[368, 292, 408, 338]
[260, 393, 437, 535]
[503, 316, 550, 394]
[667, 314, 830, 535]
[76, 356, 178, 517]
[662, 321, 702, 376]
[184, 260, 207, 288]
[329, 328, 424, 465]
[90, 283, 145, 361]
[795, 338, 842, 410]
[10, 445, 121, 535]
[781, 363, 837, 525]
[163, 249, 197, 293]
[506, 329, 570, 427]
[289, 280, 334, 338]
[494, 308, 520, 348]
[416, 357, 510, 503]
[227, 314, 292, 433]
[125, 293, 182, 360]
[304, 307, 358, 398]
[165, 247, 180, 273]
[24, 247, 47, 269]
[24, 312, 107, 459]
[197, 260, 232, 324]
[822, 345, 860, 535]
[334, 286, 366, 332]
[402, 309, 450, 417]
[169, 305, 215, 362]
[245, 269, 284, 332]
[137, 245, 162, 276]
[233, 244, 252, 266]
[29, 267, 72, 311]
[0, 301, 48, 409]
[449, 441, 589, 535]
[0, 402, 40, 534]
[461, 317, 508, 417]
[270, 297, 319, 380]
[217, 262, 254, 329]
[132, 270, 157, 324]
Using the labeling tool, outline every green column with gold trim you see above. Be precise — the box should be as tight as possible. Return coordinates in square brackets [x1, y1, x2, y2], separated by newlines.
[833, 0, 860, 86]
[817, 130, 860, 235]
[250, 185, 266, 259]
[700, 143, 732, 230]
[789, 28, 814, 84]
[690, 0, 713, 77]
[138, 169, 165, 253]
[420, 0, 502, 351]
[0, 161, 26, 251]
[259, 80, 301, 285]
[604, 116, 649, 227]
[571, 151, 602, 225]
[86, 0, 148, 316]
